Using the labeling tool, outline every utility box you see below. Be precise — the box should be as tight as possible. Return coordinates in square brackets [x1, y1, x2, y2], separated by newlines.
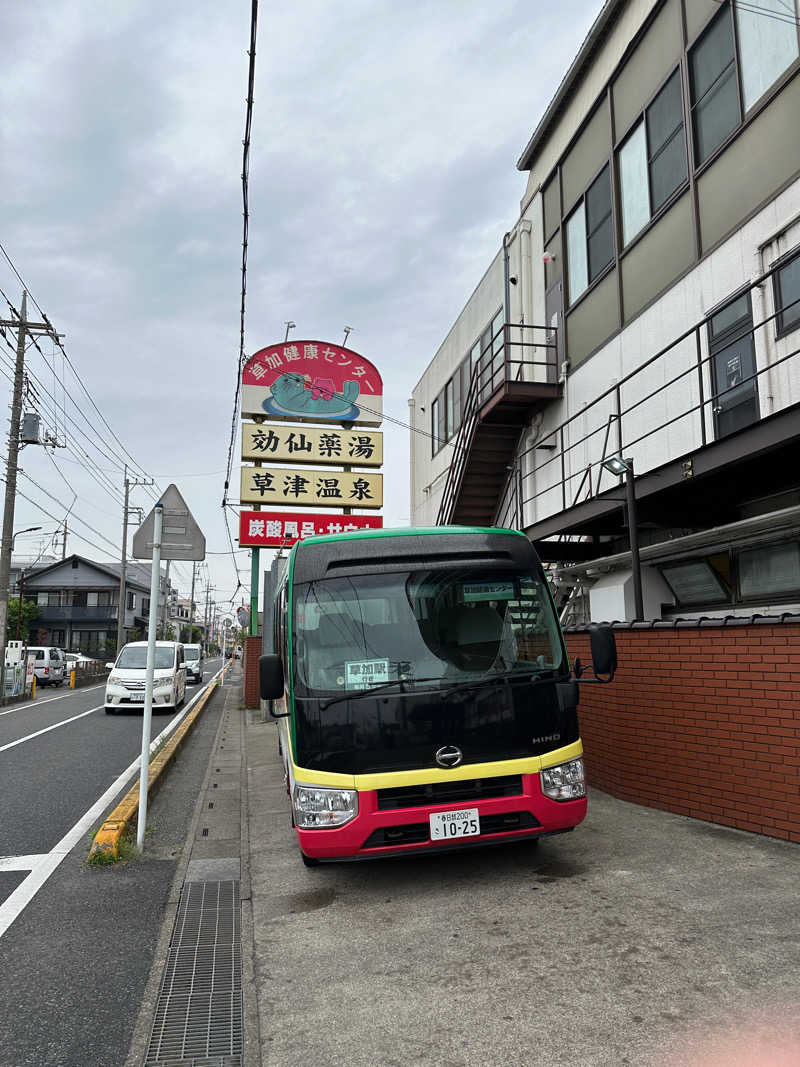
[5, 640, 23, 665]
[21, 412, 40, 445]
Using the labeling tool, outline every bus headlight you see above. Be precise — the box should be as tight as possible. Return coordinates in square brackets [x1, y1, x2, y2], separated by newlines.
[292, 784, 358, 828]
[540, 758, 586, 801]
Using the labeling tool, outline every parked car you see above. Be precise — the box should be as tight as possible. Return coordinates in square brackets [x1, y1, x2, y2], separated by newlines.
[27, 647, 67, 687]
[183, 644, 203, 684]
[64, 652, 102, 677]
[104, 641, 186, 715]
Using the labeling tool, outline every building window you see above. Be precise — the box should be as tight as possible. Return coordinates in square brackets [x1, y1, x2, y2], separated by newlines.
[126, 591, 136, 610]
[431, 397, 441, 456]
[619, 69, 688, 245]
[774, 251, 800, 337]
[739, 542, 800, 598]
[445, 379, 454, 440]
[690, 6, 740, 164]
[566, 165, 613, 304]
[735, 0, 798, 113]
[660, 560, 729, 605]
[690, 2, 798, 167]
[143, 597, 150, 615]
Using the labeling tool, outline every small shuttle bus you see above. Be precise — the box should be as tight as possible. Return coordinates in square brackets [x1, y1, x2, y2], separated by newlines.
[259, 526, 616, 865]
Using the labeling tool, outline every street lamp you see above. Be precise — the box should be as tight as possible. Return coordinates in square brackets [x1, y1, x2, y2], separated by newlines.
[601, 456, 644, 621]
[12, 525, 42, 550]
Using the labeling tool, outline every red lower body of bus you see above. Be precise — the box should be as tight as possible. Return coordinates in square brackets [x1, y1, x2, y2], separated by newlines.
[295, 773, 586, 862]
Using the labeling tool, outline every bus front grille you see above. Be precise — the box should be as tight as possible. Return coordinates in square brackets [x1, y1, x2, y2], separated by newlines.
[361, 810, 539, 850]
[376, 775, 523, 811]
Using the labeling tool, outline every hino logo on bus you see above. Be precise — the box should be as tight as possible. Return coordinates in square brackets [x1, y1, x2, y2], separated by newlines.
[435, 745, 463, 768]
[532, 732, 560, 744]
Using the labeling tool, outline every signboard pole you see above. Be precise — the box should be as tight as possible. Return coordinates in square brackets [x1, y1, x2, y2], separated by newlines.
[136, 504, 162, 851]
[250, 548, 259, 636]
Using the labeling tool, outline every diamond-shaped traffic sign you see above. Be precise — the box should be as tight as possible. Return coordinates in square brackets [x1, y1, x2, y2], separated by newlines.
[132, 484, 205, 561]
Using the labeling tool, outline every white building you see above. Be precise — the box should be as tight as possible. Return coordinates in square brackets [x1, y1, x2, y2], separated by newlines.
[410, 0, 800, 623]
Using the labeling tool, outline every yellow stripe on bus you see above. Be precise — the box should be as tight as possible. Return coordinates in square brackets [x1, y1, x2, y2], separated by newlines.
[287, 740, 584, 791]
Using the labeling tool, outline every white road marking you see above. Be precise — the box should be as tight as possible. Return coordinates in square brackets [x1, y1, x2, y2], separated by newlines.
[0, 683, 105, 718]
[0, 707, 102, 753]
[0, 855, 48, 872]
[0, 666, 226, 940]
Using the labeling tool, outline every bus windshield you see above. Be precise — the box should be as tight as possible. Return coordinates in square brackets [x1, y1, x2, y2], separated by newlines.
[294, 569, 565, 694]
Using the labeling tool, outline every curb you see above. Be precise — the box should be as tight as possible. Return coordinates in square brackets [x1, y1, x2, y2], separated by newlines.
[89, 678, 222, 861]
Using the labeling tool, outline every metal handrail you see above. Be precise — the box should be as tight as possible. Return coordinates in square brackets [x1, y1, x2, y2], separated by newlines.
[436, 323, 557, 524]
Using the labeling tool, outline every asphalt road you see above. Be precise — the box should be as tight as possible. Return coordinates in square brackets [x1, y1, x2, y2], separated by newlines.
[0, 658, 224, 1067]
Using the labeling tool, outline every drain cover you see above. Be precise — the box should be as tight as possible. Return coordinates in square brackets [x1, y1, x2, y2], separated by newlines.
[145, 880, 242, 1066]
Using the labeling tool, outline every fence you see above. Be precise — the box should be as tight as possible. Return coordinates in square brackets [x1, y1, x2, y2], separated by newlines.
[565, 618, 800, 843]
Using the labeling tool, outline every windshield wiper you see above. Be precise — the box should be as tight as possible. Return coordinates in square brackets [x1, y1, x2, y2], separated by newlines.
[438, 668, 558, 700]
[319, 676, 447, 711]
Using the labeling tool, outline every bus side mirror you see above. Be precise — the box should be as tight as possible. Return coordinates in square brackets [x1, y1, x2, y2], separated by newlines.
[259, 654, 284, 700]
[589, 625, 617, 681]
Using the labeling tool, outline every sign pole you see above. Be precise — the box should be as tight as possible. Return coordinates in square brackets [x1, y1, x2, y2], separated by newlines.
[250, 548, 259, 637]
[137, 504, 163, 851]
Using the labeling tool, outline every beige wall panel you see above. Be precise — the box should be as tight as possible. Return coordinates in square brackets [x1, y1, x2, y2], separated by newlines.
[241, 423, 382, 466]
[685, 0, 718, 45]
[240, 467, 383, 508]
[613, 0, 682, 139]
[561, 103, 612, 212]
[698, 77, 800, 253]
[565, 269, 619, 369]
[622, 193, 694, 320]
[545, 232, 563, 290]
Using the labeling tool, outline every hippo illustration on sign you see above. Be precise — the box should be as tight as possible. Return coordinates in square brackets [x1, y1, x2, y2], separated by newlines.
[240, 341, 383, 427]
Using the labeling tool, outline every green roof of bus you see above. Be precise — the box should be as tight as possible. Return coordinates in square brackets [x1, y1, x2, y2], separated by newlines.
[290, 525, 527, 550]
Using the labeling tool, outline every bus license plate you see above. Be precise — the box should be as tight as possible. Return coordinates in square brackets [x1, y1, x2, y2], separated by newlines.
[429, 808, 480, 841]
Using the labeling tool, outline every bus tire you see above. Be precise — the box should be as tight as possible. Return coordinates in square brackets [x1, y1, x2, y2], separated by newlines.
[300, 852, 319, 868]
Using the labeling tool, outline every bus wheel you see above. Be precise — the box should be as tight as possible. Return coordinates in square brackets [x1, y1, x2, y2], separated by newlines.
[300, 852, 319, 868]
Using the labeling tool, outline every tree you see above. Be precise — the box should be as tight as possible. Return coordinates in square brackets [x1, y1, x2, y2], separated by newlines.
[7, 598, 39, 642]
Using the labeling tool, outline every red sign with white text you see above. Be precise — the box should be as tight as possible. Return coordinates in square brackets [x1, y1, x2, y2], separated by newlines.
[238, 510, 382, 548]
[240, 340, 383, 426]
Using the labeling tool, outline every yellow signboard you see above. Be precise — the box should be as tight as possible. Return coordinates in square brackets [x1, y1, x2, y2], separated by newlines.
[240, 467, 383, 509]
[241, 424, 382, 467]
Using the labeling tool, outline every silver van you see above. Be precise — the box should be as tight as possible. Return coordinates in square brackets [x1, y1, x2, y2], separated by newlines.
[27, 647, 67, 687]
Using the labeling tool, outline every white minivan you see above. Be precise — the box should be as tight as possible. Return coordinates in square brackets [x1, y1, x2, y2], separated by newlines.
[27, 647, 67, 687]
[104, 641, 186, 714]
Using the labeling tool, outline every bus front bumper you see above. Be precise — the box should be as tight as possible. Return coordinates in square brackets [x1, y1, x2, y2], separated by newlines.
[295, 775, 587, 861]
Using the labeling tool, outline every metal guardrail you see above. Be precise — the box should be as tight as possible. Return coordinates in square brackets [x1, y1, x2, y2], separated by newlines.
[436, 323, 558, 525]
[507, 260, 800, 525]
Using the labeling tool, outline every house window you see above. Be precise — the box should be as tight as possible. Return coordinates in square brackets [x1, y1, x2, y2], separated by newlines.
[619, 69, 688, 244]
[566, 165, 613, 304]
[126, 591, 136, 610]
[143, 597, 150, 615]
[689, 2, 798, 167]
[774, 251, 800, 337]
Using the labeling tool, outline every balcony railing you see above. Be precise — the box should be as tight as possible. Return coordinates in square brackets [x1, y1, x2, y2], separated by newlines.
[35, 605, 116, 623]
[499, 258, 800, 537]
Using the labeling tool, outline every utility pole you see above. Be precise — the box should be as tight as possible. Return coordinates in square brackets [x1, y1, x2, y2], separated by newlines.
[188, 562, 196, 645]
[0, 294, 59, 702]
[116, 467, 153, 652]
[161, 560, 171, 639]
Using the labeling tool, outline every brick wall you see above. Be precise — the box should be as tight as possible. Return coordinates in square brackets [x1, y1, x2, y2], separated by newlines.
[564, 622, 800, 843]
[243, 635, 262, 708]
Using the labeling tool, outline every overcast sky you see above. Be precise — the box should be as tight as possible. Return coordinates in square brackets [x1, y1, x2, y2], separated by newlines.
[1, 0, 601, 612]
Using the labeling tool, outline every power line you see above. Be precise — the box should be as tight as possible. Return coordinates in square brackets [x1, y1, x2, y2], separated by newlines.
[223, 0, 259, 510]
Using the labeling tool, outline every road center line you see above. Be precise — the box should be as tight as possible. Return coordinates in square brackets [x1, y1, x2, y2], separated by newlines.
[0, 707, 103, 753]
[0, 666, 226, 941]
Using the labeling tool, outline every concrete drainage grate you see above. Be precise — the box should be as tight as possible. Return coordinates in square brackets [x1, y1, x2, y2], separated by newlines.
[145, 880, 243, 1067]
